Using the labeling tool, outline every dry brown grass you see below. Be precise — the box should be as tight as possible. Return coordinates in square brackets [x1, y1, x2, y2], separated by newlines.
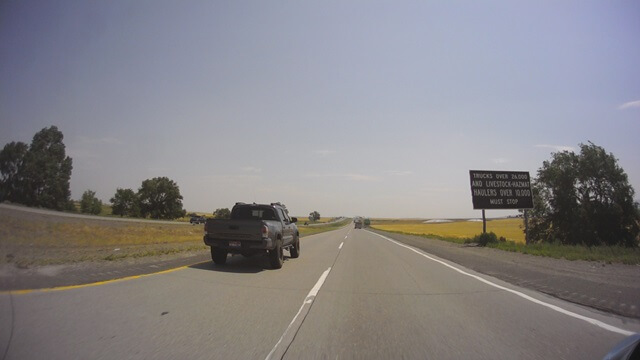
[0, 209, 205, 266]
[0, 207, 350, 267]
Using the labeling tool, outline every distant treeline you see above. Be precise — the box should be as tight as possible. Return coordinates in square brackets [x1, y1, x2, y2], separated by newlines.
[2, 129, 639, 239]
[0, 126, 186, 220]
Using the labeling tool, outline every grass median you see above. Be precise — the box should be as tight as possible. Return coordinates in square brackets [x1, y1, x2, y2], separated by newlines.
[0, 207, 350, 267]
[298, 218, 352, 237]
[1, 212, 206, 267]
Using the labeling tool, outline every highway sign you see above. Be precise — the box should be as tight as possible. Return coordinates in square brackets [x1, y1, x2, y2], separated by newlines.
[469, 170, 534, 210]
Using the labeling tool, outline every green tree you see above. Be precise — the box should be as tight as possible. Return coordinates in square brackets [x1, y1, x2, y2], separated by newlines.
[19, 126, 73, 210]
[110, 188, 139, 217]
[529, 142, 639, 247]
[309, 211, 320, 221]
[137, 177, 186, 220]
[80, 190, 102, 215]
[212, 208, 231, 219]
[0, 141, 28, 202]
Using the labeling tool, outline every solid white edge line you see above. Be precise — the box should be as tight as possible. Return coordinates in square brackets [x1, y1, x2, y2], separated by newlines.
[367, 231, 636, 337]
[339, 242, 344, 250]
[265, 267, 332, 360]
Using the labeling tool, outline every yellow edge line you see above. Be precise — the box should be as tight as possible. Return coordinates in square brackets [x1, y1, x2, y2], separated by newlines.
[1, 261, 210, 296]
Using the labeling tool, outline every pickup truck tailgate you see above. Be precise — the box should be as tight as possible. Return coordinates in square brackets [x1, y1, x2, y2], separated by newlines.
[205, 219, 265, 241]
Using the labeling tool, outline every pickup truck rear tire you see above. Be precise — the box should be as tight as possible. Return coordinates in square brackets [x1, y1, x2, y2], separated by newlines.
[211, 247, 228, 265]
[290, 236, 300, 258]
[269, 241, 284, 269]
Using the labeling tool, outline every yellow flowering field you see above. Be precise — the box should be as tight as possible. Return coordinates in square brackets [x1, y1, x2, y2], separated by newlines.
[371, 218, 525, 244]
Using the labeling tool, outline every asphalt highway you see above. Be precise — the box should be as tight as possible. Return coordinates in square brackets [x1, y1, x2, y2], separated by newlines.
[1, 226, 638, 359]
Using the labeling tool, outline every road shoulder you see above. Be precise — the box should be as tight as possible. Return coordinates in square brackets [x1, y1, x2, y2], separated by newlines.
[0, 251, 210, 292]
[369, 229, 640, 319]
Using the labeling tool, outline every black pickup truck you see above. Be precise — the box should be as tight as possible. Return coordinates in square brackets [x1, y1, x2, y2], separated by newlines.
[203, 202, 300, 269]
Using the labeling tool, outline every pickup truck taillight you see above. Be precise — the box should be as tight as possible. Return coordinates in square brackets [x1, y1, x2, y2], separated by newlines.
[261, 224, 269, 238]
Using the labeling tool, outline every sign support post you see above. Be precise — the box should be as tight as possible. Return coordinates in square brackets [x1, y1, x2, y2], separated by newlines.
[482, 209, 486, 234]
[469, 170, 534, 242]
[524, 209, 529, 245]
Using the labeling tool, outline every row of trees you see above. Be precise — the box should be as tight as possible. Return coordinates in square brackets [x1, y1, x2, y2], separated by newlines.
[186, 208, 231, 219]
[0, 126, 187, 220]
[109, 177, 186, 219]
[204, 208, 320, 221]
[527, 142, 639, 247]
[0, 126, 74, 210]
[206, 208, 321, 221]
[74, 178, 187, 220]
[80, 177, 188, 220]
[2, 127, 638, 243]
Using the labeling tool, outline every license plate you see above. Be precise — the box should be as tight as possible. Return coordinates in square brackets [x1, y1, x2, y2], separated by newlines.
[229, 241, 241, 247]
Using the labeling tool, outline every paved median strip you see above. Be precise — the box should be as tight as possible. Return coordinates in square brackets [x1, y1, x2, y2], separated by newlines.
[367, 230, 636, 337]
[1, 261, 210, 295]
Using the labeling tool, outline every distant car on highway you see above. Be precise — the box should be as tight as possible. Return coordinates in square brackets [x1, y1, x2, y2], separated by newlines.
[190, 216, 206, 224]
[203, 202, 299, 269]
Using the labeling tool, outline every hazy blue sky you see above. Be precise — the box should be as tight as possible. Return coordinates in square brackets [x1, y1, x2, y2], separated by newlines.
[1, 1, 639, 218]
